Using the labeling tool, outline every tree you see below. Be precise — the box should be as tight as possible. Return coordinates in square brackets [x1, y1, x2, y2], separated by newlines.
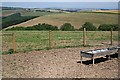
[79, 22, 97, 31]
[60, 23, 74, 31]
[98, 24, 118, 31]
[6, 23, 59, 31]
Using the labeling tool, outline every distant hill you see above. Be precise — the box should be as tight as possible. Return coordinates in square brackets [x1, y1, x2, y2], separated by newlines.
[7, 12, 117, 29]
[1, 6, 24, 10]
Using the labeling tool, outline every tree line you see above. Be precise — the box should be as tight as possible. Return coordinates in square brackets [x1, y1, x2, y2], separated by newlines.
[2, 13, 38, 29]
[6, 22, 119, 31]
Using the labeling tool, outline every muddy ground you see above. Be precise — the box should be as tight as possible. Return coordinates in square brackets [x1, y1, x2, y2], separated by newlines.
[2, 46, 119, 78]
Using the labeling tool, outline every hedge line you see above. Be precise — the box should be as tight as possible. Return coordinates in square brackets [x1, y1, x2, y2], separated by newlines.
[6, 22, 119, 31]
[2, 13, 38, 29]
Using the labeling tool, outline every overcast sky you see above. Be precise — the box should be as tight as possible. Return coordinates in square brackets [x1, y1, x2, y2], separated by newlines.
[2, 2, 118, 9]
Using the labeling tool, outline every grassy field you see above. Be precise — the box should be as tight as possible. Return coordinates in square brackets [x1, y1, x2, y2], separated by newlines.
[2, 10, 118, 29]
[2, 10, 62, 17]
[1, 10, 119, 53]
[2, 10, 63, 29]
[1, 10, 17, 17]
[94, 10, 118, 14]
[2, 31, 118, 52]
[10, 12, 118, 29]
[20, 11, 62, 16]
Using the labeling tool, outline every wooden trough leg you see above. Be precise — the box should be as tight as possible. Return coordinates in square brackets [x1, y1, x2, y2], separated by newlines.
[81, 56, 82, 64]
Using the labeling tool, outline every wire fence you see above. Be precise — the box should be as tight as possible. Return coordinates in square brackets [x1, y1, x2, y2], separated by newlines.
[2, 33, 13, 52]
[52, 31, 83, 48]
[2, 30, 118, 53]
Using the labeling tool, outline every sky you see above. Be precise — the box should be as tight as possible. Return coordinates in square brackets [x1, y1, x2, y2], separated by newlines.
[1, 0, 120, 2]
[1, 2, 118, 9]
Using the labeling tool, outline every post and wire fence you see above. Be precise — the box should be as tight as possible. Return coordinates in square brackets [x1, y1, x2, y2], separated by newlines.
[2, 29, 118, 53]
[2, 33, 16, 52]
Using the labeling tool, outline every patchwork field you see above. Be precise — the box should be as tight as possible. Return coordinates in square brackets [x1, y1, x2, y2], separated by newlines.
[2, 10, 63, 29]
[9, 12, 118, 29]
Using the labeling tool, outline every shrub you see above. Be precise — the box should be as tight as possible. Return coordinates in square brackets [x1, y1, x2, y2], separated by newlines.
[79, 22, 97, 31]
[38, 23, 58, 30]
[98, 24, 118, 31]
[60, 23, 74, 31]
[7, 49, 14, 54]
[6, 27, 26, 31]
[6, 23, 59, 31]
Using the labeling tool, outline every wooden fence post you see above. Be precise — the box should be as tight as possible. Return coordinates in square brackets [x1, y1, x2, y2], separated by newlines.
[49, 30, 52, 49]
[83, 28, 86, 46]
[12, 33, 16, 52]
[110, 28, 113, 45]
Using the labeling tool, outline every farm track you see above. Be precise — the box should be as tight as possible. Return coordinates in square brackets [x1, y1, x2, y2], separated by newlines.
[2, 46, 118, 78]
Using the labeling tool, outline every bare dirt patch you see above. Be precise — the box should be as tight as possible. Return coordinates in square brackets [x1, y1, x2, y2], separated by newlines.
[2, 47, 118, 78]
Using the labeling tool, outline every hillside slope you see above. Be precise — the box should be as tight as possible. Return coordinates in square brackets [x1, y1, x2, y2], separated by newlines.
[7, 12, 118, 29]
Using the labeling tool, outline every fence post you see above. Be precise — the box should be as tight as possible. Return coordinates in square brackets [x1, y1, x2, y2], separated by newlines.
[49, 30, 52, 49]
[83, 28, 86, 46]
[12, 33, 16, 52]
[110, 28, 113, 45]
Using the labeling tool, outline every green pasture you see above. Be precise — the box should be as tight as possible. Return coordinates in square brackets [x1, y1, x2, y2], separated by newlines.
[2, 31, 118, 52]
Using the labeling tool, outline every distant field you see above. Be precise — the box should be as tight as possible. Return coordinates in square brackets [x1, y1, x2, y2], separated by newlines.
[10, 12, 118, 29]
[20, 11, 62, 16]
[2, 10, 20, 17]
[95, 10, 118, 13]
[2, 10, 62, 29]
[2, 13, 39, 29]
[2, 31, 118, 52]
[2, 10, 62, 17]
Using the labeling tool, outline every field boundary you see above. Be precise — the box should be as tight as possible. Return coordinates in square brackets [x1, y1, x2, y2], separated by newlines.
[2, 29, 118, 53]
[1, 33, 16, 52]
